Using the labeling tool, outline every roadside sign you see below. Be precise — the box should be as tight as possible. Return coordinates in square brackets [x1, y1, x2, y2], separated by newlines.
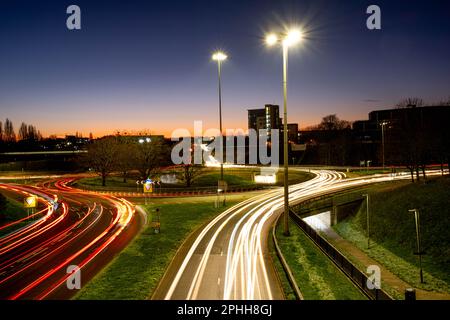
[217, 180, 228, 192]
[151, 221, 160, 233]
[24, 196, 37, 208]
[143, 180, 153, 193]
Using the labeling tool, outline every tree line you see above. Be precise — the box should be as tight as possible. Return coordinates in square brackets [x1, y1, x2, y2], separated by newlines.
[0, 118, 42, 144]
[387, 99, 450, 182]
[82, 135, 205, 187]
[82, 136, 170, 186]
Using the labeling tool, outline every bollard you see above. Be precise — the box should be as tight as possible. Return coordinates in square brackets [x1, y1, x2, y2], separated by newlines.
[405, 288, 416, 301]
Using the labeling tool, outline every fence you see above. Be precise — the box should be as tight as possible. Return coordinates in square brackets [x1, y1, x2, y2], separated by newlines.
[289, 210, 392, 300]
[75, 184, 275, 198]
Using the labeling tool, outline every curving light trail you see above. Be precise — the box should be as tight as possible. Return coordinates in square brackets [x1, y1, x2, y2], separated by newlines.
[163, 169, 444, 300]
[0, 179, 141, 300]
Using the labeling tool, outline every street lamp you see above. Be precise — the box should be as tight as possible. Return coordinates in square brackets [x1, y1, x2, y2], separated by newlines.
[266, 28, 303, 236]
[212, 51, 227, 205]
[380, 121, 388, 170]
[408, 209, 424, 283]
[362, 194, 370, 249]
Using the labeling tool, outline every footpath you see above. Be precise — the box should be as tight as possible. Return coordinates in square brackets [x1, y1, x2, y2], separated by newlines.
[309, 216, 450, 300]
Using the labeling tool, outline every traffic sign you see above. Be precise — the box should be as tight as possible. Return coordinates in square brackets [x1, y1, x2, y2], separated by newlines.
[143, 181, 153, 193]
[24, 196, 37, 208]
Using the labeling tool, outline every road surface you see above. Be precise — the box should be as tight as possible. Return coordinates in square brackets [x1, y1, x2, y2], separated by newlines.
[153, 170, 347, 300]
[154, 169, 444, 300]
[0, 179, 143, 300]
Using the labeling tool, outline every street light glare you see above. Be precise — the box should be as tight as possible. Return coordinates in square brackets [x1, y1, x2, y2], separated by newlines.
[212, 51, 227, 61]
[266, 29, 303, 48]
[265, 34, 278, 46]
[283, 29, 302, 47]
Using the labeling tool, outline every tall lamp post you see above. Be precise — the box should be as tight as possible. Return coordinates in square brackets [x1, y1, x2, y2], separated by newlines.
[266, 29, 303, 236]
[362, 193, 370, 249]
[380, 121, 388, 170]
[409, 209, 424, 283]
[212, 51, 227, 205]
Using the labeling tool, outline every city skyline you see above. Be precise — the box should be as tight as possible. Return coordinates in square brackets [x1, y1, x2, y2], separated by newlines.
[1, 0, 450, 137]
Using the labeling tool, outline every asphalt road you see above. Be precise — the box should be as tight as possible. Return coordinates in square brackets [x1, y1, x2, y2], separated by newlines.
[1, 169, 444, 300]
[153, 170, 347, 300]
[154, 169, 445, 300]
[0, 179, 144, 300]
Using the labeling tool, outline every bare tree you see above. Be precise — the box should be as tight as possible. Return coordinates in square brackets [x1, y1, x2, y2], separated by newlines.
[314, 114, 352, 165]
[18, 122, 28, 141]
[396, 107, 428, 182]
[86, 137, 119, 186]
[4, 119, 15, 143]
[0, 121, 3, 142]
[132, 137, 168, 180]
[17, 122, 40, 142]
[318, 114, 352, 131]
[396, 97, 424, 108]
[437, 97, 450, 106]
[115, 139, 137, 183]
[178, 165, 203, 187]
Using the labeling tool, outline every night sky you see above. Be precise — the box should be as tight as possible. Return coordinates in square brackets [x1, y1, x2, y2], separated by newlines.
[1, 0, 450, 137]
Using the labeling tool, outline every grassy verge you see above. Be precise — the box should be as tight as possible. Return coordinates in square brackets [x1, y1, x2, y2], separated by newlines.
[273, 219, 366, 300]
[0, 193, 30, 237]
[0, 194, 26, 221]
[74, 193, 254, 300]
[333, 177, 450, 294]
[268, 232, 296, 300]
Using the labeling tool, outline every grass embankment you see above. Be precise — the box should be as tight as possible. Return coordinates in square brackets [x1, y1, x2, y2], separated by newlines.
[75, 193, 255, 300]
[74, 168, 313, 192]
[333, 177, 450, 294]
[344, 168, 407, 178]
[272, 219, 366, 300]
[0, 193, 30, 237]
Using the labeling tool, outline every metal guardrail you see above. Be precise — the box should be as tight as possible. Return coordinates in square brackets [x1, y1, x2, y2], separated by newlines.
[290, 184, 369, 215]
[74, 184, 275, 197]
[289, 210, 392, 300]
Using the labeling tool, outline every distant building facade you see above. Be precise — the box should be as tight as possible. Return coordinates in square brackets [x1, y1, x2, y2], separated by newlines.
[247, 108, 266, 132]
[264, 104, 281, 136]
[286, 123, 299, 143]
[247, 104, 281, 136]
[298, 105, 450, 167]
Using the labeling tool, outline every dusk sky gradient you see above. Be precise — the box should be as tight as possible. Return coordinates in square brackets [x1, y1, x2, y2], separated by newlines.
[1, 0, 450, 137]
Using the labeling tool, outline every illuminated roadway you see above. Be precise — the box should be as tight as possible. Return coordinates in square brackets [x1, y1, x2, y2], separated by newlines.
[154, 169, 443, 300]
[0, 179, 143, 300]
[1, 169, 444, 300]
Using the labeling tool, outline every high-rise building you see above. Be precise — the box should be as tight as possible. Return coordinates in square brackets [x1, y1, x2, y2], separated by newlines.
[287, 123, 299, 143]
[248, 108, 266, 132]
[264, 104, 281, 136]
[248, 104, 281, 137]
